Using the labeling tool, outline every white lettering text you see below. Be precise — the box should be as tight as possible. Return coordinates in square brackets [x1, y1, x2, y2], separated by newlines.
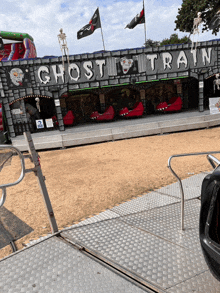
[162, 52, 172, 70]
[38, 66, 51, 84]
[177, 51, 188, 68]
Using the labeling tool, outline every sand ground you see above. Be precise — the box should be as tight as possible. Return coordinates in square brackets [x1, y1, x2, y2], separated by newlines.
[0, 126, 220, 259]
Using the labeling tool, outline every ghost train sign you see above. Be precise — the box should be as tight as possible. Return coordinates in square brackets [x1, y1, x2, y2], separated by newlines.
[34, 48, 215, 85]
[5, 43, 218, 90]
[31, 47, 217, 87]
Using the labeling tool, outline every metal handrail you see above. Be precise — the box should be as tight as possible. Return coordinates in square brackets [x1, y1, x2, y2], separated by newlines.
[0, 132, 58, 242]
[168, 151, 220, 231]
[207, 154, 220, 169]
[0, 145, 25, 207]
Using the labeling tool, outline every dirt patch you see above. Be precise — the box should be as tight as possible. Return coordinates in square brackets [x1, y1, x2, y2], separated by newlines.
[0, 127, 219, 259]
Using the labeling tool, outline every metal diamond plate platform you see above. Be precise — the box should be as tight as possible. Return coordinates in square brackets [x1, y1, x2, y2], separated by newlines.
[62, 217, 208, 291]
[156, 172, 207, 200]
[0, 237, 148, 293]
[1, 173, 220, 292]
[120, 199, 202, 251]
[62, 194, 220, 292]
[64, 209, 120, 229]
[166, 270, 220, 293]
[26, 210, 120, 247]
[110, 192, 180, 216]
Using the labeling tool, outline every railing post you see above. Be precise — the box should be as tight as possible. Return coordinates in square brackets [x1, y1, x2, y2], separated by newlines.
[24, 131, 58, 233]
[168, 156, 185, 230]
[168, 151, 220, 231]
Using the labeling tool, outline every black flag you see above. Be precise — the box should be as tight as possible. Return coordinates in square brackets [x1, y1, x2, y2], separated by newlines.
[209, 10, 220, 30]
[77, 8, 101, 39]
[125, 7, 145, 29]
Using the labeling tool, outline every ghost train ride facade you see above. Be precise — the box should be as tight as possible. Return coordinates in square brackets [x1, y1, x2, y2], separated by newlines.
[0, 30, 220, 139]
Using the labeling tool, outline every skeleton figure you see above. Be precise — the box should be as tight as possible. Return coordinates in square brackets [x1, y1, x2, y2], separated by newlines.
[35, 97, 41, 112]
[191, 12, 202, 52]
[9, 68, 24, 86]
[214, 74, 220, 93]
[57, 28, 70, 70]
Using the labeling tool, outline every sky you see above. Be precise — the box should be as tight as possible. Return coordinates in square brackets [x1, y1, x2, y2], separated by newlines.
[0, 0, 218, 58]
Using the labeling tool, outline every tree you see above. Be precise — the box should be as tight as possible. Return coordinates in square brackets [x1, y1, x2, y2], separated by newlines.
[144, 39, 160, 48]
[175, 0, 220, 35]
[160, 33, 190, 46]
[144, 34, 190, 48]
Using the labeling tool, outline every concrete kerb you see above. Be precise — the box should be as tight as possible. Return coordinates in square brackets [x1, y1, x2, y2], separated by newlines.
[109, 115, 220, 140]
[208, 118, 220, 127]
[12, 134, 63, 151]
[160, 122, 208, 134]
[62, 128, 114, 147]
[32, 135, 63, 150]
[10, 112, 220, 151]
[204, 113, 220, 121]
[111, 127, 161, 140]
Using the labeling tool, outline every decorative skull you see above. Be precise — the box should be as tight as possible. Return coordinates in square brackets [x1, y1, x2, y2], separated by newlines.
[9, 68, 24, 86]
[120, 57, 134, 74]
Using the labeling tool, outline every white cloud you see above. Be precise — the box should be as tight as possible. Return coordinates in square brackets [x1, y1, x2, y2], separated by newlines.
[0, 0, 218, 58]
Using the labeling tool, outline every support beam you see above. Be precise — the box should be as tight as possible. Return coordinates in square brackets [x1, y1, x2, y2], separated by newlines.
[53, 91, 64, 131]
[99, 93, 106, 112]
[24, 131, 58, 233]
[140, 89, 146, 112]
[198, 75, 204, 112]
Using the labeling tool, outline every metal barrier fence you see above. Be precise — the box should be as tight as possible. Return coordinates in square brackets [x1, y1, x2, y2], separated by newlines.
[13, 121, 58, 136]
[0, 145, 25, 207]
[0, 132, 58, 234]
[168, 151, 220, 231]
[14, 121, 34, 136]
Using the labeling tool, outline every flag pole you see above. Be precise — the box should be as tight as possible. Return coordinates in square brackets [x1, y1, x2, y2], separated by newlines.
[143, 0, 147, 44]
[98, 7, 106, 51]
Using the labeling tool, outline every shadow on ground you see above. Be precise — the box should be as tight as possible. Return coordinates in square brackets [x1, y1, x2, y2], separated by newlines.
[0, 207, 33, 249]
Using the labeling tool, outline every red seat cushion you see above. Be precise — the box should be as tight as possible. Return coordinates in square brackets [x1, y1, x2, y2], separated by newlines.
[63, 110, 74, 125]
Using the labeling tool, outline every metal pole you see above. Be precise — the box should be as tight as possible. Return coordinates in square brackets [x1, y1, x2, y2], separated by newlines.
[168, 156, 185, 230]
[98, 7, 106, 51]
[207, 154, 220, 169]
[168, 151, 220, 231]
[198, 75, 204, 112]
[143, 0, 147, 44]
[24, 131, 58, 233]
[100, 26, 106, 51]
